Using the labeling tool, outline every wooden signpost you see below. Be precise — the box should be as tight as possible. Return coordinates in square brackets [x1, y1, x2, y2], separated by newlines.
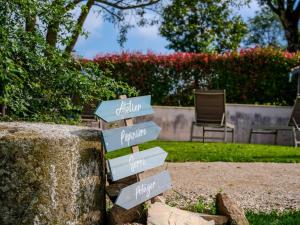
[95, 95, 171, 210]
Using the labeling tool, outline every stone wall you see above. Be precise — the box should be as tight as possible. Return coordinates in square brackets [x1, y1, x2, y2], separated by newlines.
[134, 104, 294, 145]
[0, 122, 105, 225]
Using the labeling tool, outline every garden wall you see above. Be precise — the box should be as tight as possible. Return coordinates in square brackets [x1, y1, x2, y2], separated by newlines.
[140, 105, 293, 145]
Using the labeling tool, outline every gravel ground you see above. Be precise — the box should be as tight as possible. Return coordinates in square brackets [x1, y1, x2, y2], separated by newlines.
[143, 162, 300, 212]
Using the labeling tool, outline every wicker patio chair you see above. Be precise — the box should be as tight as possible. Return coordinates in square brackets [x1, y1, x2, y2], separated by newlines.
[190, 89, 235, 142]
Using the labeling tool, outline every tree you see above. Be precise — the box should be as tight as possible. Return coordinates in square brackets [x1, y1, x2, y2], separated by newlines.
[244, 6, 286, 48]
[0, 1, 138, 121]
[159, 0, 247, 53]
[259, 0, 300, 52]
[3, 0, 161, 55]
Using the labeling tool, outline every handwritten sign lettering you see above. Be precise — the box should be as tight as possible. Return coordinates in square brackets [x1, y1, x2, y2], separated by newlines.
[129, 154, 145, 172]
[115, 171, 171, 210]
[101, 121, 161, 152]
[136, 181, 156, 199]
[116, 100, 142, 116]
[95, 95, 153, 122]
[121, 128, 147, 145]
[108, 147, 168, 181]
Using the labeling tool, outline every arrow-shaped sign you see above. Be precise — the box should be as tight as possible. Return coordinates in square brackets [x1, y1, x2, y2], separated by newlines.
[108, 147, 168, 181]
[95, 95, 153, 122]
[115, 171, 171, 210]
[101, 121, 161, 152]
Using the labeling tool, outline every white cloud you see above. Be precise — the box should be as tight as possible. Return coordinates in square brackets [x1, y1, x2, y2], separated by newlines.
[84, 9, 103, 34]
[75, 8, 103, 49]
[134, 25, 160, 39]
[238, 1, 260, 20]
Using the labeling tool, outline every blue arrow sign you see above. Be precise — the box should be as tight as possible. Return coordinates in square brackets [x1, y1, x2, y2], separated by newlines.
[101, 121, 161, 152]
[94, 95, 153, 122]
[115, 171, 171, 210]
[108, 147, 168, 181]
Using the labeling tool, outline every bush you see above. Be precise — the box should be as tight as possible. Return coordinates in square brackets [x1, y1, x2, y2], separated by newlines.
[0, 32, 137, 123]
[0, 1, 137, 123]
[90, 48, 300, 106]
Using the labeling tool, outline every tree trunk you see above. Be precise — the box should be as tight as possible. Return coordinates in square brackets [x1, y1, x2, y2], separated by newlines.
[45, 0, 64, 48]
[283, 20, 300, 52]
[25, 16, 36, 33]
[278, 10, 300, 52]
[46, 23, 59, 48]
[65, 0, 94, 54]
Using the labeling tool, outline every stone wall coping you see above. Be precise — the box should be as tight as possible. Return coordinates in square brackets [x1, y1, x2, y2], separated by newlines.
[153, 104, 293, 110]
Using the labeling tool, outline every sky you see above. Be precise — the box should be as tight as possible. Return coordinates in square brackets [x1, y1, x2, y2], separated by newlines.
[74, 1, 260, 59]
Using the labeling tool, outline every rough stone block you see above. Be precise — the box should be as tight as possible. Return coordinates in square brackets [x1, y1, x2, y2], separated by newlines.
[147, 202, 215, 225]
[216, 193, 249, 225]
[0, 122, 105, 225]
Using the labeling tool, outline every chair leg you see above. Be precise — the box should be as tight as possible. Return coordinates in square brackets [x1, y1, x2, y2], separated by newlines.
[274, 130, 278, 145]
[202, 126, 205, 143]
[190, 123, 195, 142]
[224, 126, 227, 143]
[249, 129, 253, 143]
[292, 127, 297, 147]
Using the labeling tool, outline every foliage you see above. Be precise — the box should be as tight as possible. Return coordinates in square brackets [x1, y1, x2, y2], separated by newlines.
[184, 197, 216, 215]
[0, 2, 137, 123]
[166, 192, 216, 215]
[259, 0, 300, 52]
[244, 6, 286, 48]
[246, 210, 300, 225]
[1, 0, 162, 54]
[106, 141, 300, 163]
[159, 0, 247, 53]
[90, 48, 300, 106]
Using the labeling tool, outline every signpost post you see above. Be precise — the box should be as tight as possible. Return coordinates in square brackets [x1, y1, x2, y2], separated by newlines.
[95, 95, 171, 211]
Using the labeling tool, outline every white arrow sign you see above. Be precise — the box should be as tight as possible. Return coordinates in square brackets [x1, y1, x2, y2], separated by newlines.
[108, 147, 168, 181]
[115, 171, 171, 210]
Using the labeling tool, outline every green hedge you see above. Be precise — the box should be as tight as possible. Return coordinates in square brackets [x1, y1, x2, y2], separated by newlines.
[89, 48, 300, 106]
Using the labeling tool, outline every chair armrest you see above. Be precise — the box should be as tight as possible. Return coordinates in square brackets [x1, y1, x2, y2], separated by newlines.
[292, 117, 300, 130]
[226, 122, 235, 129]
[221, 113, 225, 126]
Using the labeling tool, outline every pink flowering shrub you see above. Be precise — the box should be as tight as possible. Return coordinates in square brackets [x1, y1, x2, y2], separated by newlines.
[84, 48, 300, 106]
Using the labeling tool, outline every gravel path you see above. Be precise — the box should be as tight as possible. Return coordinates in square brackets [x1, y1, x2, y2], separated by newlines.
[143, 162, 300, 212]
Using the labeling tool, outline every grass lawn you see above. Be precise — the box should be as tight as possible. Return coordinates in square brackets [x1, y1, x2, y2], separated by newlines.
[106, 140, 300, 163]
[246, 211, 300, 225]
[177, 197, 300, 225]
